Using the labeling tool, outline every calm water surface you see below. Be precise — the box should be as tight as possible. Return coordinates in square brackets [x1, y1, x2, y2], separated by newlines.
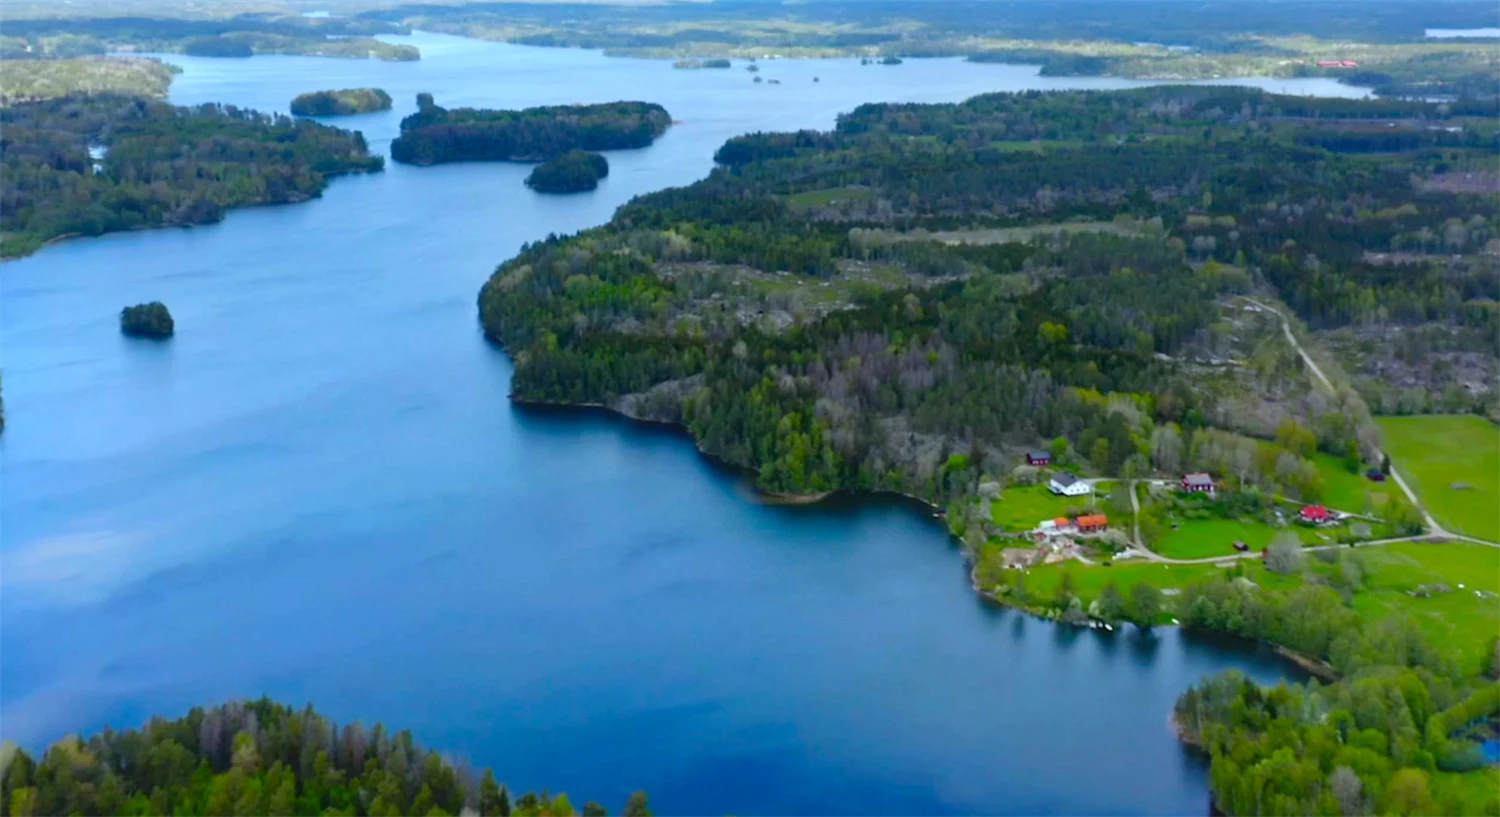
[3, 33, 1349, 814]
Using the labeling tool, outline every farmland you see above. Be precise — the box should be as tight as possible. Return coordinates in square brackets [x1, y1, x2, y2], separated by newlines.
[1378, 415, 1500, 541]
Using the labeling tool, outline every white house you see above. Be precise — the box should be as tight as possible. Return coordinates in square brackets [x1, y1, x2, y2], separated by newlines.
[1048, 471, 1091, 497]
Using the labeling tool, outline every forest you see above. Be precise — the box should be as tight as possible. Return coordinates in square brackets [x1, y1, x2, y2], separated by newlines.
[479, 85, 1497, 499]
[0, 699, 651, 817]
[390, 95, 670, 166]
[0, 94, 384, 258]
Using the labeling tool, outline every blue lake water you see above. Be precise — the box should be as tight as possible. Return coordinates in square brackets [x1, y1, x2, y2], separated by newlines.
[0, 32, 1355, 814]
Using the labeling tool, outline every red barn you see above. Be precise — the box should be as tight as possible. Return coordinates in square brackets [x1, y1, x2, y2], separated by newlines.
[1026, 450, 1052, 466]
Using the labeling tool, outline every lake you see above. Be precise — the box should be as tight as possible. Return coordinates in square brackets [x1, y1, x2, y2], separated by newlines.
[1425, 28, 1500, 38]
[0, 32, 1352, 815]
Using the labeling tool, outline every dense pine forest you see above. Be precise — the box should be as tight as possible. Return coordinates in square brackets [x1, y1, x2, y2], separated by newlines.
[0, 699, 650, 817]
[0, 94, 384, 258]
[390, 96, 670, 166]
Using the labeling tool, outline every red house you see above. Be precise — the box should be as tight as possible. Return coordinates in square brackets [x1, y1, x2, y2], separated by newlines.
[1075, 514, 1108, 533]
[1026, 450, 1052, 466]
[1299, 505, 1332, 523]
[1182, 473, 1216, 494]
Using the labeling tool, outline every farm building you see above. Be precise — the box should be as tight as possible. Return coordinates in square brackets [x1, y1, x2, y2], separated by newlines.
[1075, 514, 1108, 533]
[1182, 473, 1216, 494]
[1048, 471, 1091, 497]
[1026, 450, 1052, 466]
[1299, 504, 1332, 524]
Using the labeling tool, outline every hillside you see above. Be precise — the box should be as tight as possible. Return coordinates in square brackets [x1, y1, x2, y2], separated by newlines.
[479, 86, 1496, 503]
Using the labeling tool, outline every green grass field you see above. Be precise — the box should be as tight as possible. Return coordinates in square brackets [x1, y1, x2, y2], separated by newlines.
[991, 482, 1101, 532]
[1152, 517, 1280, 559]
[1352, 542, 1500, 671]
[1001, 541, 1498, 662]
[1378, 415, 1499, 542]
[1309, 451, 1383, 513]
[1020, 560, 1305, 622]
[784, 186, 876, 210]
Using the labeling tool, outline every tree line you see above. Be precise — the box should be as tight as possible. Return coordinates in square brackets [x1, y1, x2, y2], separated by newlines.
[0, 699, 652, 817]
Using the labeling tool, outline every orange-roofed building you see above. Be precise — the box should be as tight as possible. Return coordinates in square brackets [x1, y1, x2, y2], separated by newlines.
[1075, 514, 1108, 533]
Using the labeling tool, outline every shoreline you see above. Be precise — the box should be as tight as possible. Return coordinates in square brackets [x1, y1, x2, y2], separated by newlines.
[509, 389, 1327, 685]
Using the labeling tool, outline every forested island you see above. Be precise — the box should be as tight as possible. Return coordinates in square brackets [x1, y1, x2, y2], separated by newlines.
[291, 88, 393, 117]
[390, 94, 670, 166]
[0, 13, 420, 62]
[477, 85, 1500, 813]
[526, 151, 609, 193]
[0, 94, 383, 259]
[120, 301, 174, 338]
[0, 698, 652, 816]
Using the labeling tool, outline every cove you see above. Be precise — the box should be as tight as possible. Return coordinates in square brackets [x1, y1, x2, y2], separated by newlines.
[0, 32, 1351, 815]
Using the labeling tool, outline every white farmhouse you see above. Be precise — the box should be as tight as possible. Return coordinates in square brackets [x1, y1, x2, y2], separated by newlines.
[1048, 471, 1091, 497]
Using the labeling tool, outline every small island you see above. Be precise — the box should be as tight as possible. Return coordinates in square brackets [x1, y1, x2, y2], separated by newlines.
[525, 150, 609, 193]
[290, 87, 393, 116]
[879, 55, 903, 65]
[390, 94, 670, 166]
[673, 58, 732, 69]
[120, 302, 174, 338]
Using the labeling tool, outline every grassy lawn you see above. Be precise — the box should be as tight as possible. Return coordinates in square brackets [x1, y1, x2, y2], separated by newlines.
[1352, 542, 1500, 672]
[1377, 415, 1500, 542]
[985, 540, 1497, 665]
[991, 482, 1101, 532]
[1152, 517, 1281, 559]
[1018, 560, 1305, 622]
[1308, 451, 1382, 513]
[784, 186, 875, 210]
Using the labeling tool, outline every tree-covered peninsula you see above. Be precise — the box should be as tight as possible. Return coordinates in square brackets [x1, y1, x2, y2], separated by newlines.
[0, 94, 384, 259]
[0, 57, 179, 104]
[477, 85, 1500, 813]
[390, 94, 670, 166]
[291, 88, 394, 117]
[526, 150, 609, 193]
[0, 698, 651, 817]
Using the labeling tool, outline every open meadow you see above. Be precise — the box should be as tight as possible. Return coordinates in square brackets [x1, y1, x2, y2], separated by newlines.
[1378, 415, 1499, 542]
